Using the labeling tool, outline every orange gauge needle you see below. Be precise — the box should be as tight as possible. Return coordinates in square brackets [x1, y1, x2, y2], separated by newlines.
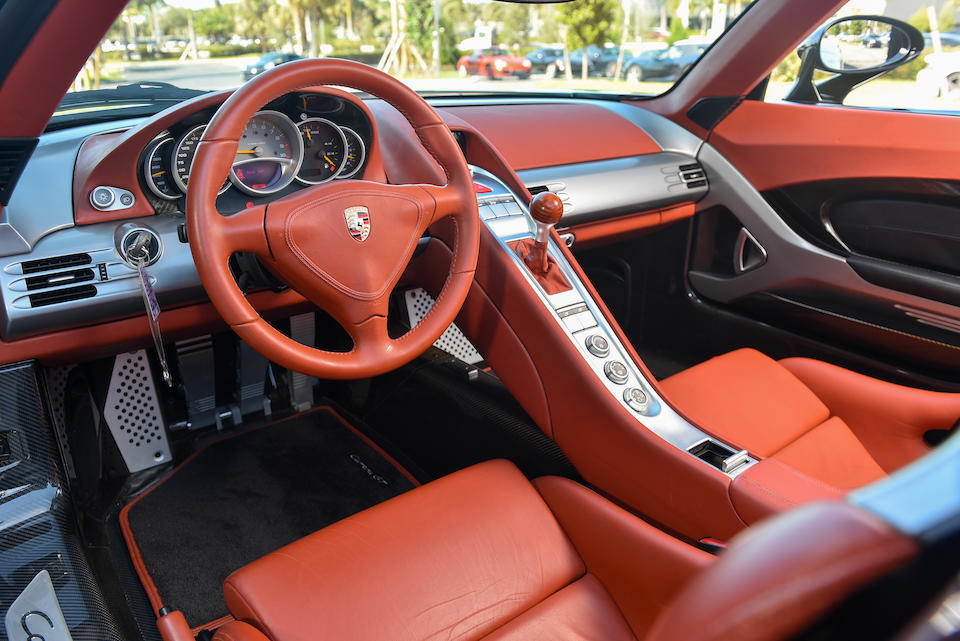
[236, 150, 257, 154]
[305, 128, 312, 141]
[152, 170, 166, 177]
[323, 155, 335, 165]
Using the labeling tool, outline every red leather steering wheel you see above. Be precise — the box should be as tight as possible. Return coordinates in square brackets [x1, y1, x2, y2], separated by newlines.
[186, 59, 479, 379]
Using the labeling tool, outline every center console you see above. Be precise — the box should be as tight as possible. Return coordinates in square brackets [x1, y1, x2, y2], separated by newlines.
[470, 166, 756, 479]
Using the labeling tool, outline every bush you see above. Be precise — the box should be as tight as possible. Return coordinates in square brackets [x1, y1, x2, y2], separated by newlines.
[772, 50, 802, 82]
[886, 55, 927, 81]
[204, 43, 262, 58]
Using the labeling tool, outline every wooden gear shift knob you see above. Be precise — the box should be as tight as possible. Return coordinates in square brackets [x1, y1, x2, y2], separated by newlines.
[529, 192, 564, 226]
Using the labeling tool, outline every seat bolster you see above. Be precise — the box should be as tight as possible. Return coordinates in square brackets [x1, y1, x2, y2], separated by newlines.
[212, 622, 270, 641]
[780, 356, 960, 471]
[659, 349, 830, 457]
[534, 475, 714, 638]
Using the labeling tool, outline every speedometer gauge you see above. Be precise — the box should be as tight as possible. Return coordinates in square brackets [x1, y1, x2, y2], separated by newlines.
[230, 110, 303, 196]
[173, 125, 230, 195]
[296, 118, 347, 184]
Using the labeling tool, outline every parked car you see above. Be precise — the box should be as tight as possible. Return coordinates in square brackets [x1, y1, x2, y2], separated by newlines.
[923, 32, 960, 49]
[622, 43, 707, 82]
[457, 47, 532, 79]
[525, 47, 564, 75]
[565, 45, 620, 77]
[242, 52, 304, 80]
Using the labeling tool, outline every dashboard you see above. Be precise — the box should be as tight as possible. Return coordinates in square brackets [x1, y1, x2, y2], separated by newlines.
[0, 91, 708, 359]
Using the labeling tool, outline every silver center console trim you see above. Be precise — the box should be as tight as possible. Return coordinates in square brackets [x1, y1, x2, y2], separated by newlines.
[471, 165, 755, 478]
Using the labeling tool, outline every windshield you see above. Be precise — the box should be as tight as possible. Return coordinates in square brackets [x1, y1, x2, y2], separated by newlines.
[59, 0, 756, 114]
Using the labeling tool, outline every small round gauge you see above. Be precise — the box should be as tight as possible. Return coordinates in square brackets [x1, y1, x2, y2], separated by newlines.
[337, 127, 366, 179]
[172, 124, 230, 195]
[230, 110, 303, 196]
[296, 118, 347, 185]
[143, 137, 179, 200]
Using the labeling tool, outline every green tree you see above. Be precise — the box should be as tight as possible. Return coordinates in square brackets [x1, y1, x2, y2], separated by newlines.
[406, 0, 435, 61]
[558, 0, 618, 79]
[666, 16, 688, 44]
[194, 6, 235, 43]
[238, 0, 286, 52]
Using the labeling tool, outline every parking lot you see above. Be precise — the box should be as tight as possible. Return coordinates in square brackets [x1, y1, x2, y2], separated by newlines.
[98, 56, 960, 111]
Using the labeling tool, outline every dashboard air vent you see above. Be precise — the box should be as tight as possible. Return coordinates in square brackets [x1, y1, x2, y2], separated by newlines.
[21, 253, 92, 274]
[0, 138, 38, 205]
[25, 268, 96, 291]
[29, 285, 97, 307]
[678, 163, 707, 189]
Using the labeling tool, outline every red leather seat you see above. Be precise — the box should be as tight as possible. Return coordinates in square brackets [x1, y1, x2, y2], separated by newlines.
[659, 348, 960, 490]
[201, 459, 914, 641]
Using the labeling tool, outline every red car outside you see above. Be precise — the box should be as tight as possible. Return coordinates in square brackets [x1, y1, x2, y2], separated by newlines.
[457, 46, 532, 79]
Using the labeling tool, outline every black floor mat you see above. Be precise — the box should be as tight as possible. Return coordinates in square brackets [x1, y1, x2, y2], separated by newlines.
[121, 409, 416, 626]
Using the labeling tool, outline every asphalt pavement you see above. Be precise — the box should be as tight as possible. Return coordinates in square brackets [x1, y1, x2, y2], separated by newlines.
[99, 57, 586, 94]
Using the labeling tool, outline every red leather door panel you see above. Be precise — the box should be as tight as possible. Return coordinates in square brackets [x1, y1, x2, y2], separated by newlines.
[709, 101, 960, 191]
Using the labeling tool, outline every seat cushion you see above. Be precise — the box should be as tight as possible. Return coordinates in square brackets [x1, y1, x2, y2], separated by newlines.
[772, 416, 886, 490]
[222, 459, 635, 641]
[659, 348, 830, 457]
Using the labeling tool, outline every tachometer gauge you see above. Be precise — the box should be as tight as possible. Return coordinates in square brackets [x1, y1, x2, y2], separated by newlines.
[230, 110, 303, 196]
[337, 127, 366, 179]
[296, 118, 347, 185]
[173, 125, 230, 195]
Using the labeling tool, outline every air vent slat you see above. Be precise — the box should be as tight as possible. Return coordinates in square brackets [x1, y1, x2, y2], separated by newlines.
[24, 268, 96, 291]
[29, 285, 97, 307]
[21, 253, 92, 274]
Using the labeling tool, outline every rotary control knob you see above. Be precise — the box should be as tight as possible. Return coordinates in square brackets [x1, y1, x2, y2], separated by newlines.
[585, 334, 610, 358]
[603, 360, 629, 385]
[623, 387, 652, 414]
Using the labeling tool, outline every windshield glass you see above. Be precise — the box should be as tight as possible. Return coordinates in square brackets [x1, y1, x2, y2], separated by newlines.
[60, 0, 756, 111]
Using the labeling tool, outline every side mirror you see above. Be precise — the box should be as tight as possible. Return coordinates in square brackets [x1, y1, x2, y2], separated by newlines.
[819, 18, 915, 73]
[784, 15, 923, 105]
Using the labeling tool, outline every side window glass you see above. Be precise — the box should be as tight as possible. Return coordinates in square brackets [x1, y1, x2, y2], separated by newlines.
[766, 0, 960, 110]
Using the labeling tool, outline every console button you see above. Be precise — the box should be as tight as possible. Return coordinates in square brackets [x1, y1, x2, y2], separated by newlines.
[503, 200, 523, 215]
[585, 334, 610, 358]
[603, 361, 629, 385]
[623, 387, 651, 414]
[91, 186, 115, 209]
[487, 202, 509, 217]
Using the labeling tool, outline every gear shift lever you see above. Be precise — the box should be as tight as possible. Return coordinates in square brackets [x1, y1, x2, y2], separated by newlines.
[526, 192, 564, 275]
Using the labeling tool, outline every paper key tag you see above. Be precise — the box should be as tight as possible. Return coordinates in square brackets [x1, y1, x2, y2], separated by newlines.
[138, 263, 161, 322]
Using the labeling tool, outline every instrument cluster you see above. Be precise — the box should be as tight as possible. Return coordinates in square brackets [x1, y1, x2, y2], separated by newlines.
[140, 92, 371, 207]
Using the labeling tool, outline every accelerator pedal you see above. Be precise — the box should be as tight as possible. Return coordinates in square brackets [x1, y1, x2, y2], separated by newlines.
[404, 288, 483, 365]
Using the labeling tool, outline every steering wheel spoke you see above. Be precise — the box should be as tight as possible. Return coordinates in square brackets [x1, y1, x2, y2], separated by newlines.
[418, 183, 464, 222]
[212, 204, 270, 257]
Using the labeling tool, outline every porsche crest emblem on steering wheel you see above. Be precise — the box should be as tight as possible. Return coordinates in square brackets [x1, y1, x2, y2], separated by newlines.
[344, 206, 371, 242]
